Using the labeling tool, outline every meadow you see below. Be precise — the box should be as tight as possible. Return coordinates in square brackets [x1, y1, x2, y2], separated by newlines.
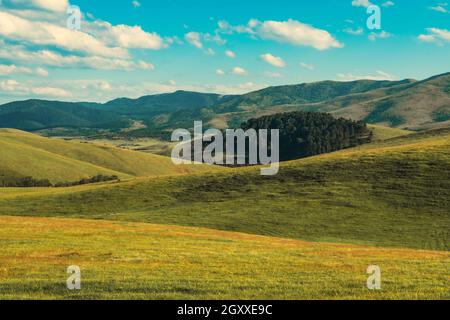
[0, 127, 449, 299]
[0, 216, 448, 300]
[1, 128, 448, 250]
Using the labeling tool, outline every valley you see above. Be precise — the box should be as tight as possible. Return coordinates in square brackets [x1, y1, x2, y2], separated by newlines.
[0, 73, 449, 300]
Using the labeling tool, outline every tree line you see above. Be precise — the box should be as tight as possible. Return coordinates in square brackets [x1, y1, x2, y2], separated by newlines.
[0, 175, 119, 188]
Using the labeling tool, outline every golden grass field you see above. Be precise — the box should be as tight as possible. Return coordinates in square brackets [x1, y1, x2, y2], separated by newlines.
[0, 216, 448, 300]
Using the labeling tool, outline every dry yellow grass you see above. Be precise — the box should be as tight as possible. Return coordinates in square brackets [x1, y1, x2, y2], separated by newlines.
[0, 216, 448, 300]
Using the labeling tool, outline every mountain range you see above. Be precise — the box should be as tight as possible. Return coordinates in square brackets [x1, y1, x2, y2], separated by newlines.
[0, 72, 449, 136]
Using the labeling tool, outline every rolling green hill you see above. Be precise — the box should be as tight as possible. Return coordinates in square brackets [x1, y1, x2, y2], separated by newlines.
[0, 129, 222, 183]
[1, 128, 448, 251]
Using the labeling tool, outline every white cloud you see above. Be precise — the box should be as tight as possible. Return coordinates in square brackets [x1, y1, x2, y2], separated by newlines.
[137, 61, 155, 70]
[429, 5, 448, 13]
[225, 50, 236, 58]
[260, 53, 286, 68]
[418, 34, 436, 43]
[97, 23, 166, 50]
[368, 30, 392, 41]
[351, 0, 372, 8]
[132, 0, 141, 8]
[205, 48, 215, 55]
[217, 20, 255, 35]
[203, 33, 226, 45]
[0, 44, 154, 71]
[337, 70, 396, 81]
[0, 79, 21, 91]
[185, 32, 203, 49]
[343, 27, 364, 35]
[418, 28, 450, 43]
[184, 31, 226, 50]
[1, 0, 69, 12]
[0, 11, 129, 59]
[257, 19, 343, 50]
[217, 18, 343, 51]
[300, 62, 315, 70]
[0, 79, 71, 97]
[382, 1, 395, 7]
[232, 67, 247, 76]
[35, 67, 49, 77]
[32, 86, 72, 97]
[216, 69, 225, 76]
[0, 64, 48, 76]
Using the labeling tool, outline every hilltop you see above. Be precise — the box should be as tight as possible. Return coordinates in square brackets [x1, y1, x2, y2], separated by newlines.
[0, 73, 448, 136]
[0, 129, 222, 184]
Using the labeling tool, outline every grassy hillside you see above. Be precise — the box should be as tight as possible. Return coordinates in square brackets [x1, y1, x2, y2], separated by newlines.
[215, 79, 413, 112]
[210, 73, 450, 131]
[1, 129, 448, 250]
[0, 216, 447, 300]
[0, 129, 222, 183]
[367, 125, 413, 141]
[310, 72, 450, 130]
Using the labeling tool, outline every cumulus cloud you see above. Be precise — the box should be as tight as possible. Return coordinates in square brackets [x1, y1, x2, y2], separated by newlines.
[382, 1, 395, 7]
[0, 44, 154, 71]
[343, 27, 364, 35]
[0, 64, 48, 76]
[93, 22, 166, 50]
[225, 50, 236, 58]
[337, 70, 396, 81]
[232, 67, 247, 76]
[0, 11, 129, 58]
[368, 30, 392, 41]
[260, 53, 286, 68]
[418, 28, 450, 43]
[216, 69, 225, 76]
[217, 18, 343, 51]
[257, 19, 344, 50]
[132, 1, 141, 8]
[185, 32, 203, 49]
[1, 0, 69, 12]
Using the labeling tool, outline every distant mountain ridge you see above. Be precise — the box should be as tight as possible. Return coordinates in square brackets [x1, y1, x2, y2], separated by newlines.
[214, 78, 417, 112]
[0, 72, 449, 134]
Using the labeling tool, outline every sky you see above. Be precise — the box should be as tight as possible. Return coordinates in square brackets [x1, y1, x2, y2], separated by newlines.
[0, 0, 449, 104]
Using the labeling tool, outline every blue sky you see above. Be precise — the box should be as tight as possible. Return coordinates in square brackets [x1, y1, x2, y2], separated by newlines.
[0, 0, 449, 104]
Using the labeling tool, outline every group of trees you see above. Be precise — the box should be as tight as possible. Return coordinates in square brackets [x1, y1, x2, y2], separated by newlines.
[241, 111, 372, 161]
[0, 175, 119, 188]
[0, 176, 52, 187]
